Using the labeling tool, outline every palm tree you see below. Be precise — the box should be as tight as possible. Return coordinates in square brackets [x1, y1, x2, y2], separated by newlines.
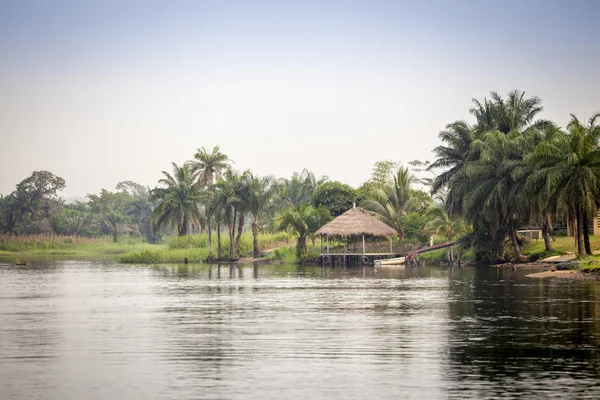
[150, 163, 202, 236]
[361, 166, 415, 239]
[212, 169, 248, 258]
[189, 145, 232, 187]
[457, 130, 538, 259]
[276, 205, 331, 263]
[528, 113, 600, 257]
[277, 169, 327, 209]
[426, 205, 468, 242]
[429, 121, 476, 195]
[246, 173, 274, 258]
[187, 145, 231, 256]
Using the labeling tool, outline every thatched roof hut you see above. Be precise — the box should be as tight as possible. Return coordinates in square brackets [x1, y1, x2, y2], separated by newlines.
[315, 206, 397, 238]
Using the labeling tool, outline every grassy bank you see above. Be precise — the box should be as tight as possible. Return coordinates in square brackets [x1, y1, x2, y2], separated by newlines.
[519, 235, 599, 260]
[0, 234, 154, 257]
[119, 232, 295, 263]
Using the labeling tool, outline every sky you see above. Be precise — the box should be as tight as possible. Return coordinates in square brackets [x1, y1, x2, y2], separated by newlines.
[1, 0, 600, 198]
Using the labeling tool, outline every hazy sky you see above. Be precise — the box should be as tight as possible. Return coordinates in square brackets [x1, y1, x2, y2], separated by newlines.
[1, 0, 599, 197]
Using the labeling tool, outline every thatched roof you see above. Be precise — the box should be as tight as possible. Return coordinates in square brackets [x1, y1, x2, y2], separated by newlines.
[314, 206, 397, 238]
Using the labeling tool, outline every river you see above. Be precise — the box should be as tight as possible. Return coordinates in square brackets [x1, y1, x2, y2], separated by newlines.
[1, 260, 599, 399]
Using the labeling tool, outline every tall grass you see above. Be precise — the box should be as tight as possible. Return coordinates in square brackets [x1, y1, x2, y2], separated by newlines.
[166, 232, 294, 255]
[0, 233, 154, 255]
[119, 232, 295, 264]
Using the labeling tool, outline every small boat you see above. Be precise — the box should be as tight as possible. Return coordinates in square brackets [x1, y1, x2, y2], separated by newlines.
[15, 259, 27, 266]
[375, 257, 406, 266]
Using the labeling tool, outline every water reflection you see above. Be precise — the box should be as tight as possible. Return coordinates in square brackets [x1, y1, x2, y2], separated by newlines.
[0, 261, 599, 399]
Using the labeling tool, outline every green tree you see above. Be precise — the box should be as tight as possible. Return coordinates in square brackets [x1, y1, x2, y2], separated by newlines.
[311, 181, 357, 217]
[361, 166, 415, 239]
[7, 171, 66, 234]
[188, 145, 231, 256]
[276, 205, 331, 263]
[246, 173, 275, 258]
[528, 113, 600, 258]
[116, 181, 157, 242]
[213, 169, 248, 258]
[150, 163, 202, 236]
[277, 169, 327, 209]
[87, 189, 132, 242]
[370, 160, 399, 187]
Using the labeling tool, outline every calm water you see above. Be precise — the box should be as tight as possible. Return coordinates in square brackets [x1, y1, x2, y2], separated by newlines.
[1, 260, 599, 399]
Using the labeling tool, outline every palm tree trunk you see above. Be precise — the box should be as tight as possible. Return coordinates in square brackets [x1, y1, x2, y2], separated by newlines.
[542, 213, 552, 252]
[583, 211, 592, 255]
[576, 207, 586, 258]
[111, 223, 118, 243]
[217, 223, 222, 259]
[508, 214, 521, 259]
[228, 210, 236, 257]
[179, 214, 189, 236]
[234, 214, 244, 255]
[252, 217, 260, 258]
[207, 215, 213, 256]
[297, 233, 307, 263]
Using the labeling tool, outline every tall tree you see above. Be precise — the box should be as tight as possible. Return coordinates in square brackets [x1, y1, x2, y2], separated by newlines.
[87, 189, 132, 242]
[528, 113, 600, 258]
[361, 166, 415, 239]
[311, 181, 357, 217]
[276, 205, 331, 263]
[150, 163, 202, 236]
[246, 173, 274, 258]
[188, 145, 231, 256]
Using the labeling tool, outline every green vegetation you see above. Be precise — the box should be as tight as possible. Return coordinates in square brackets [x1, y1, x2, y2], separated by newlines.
[430, 89, 600, 264]
[3, 94, 600, 267]
[118, 232, 295, 264]
[0, 234, 153, 256]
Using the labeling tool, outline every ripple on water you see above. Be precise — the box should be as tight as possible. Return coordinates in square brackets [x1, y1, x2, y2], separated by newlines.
[0, 261, 599, 399]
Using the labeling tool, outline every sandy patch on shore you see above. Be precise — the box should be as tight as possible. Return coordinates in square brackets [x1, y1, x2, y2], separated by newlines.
[526, 270, 581, 278]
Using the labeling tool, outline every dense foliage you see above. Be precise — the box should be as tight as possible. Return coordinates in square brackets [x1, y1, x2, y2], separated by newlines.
[3, 90, 597, 265]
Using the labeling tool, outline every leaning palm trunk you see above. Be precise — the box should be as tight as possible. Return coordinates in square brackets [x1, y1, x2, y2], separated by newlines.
[252, 218, 260, 258]
[508, 214, 521, 259]
[576, 207, 586, 258]
[542, 213, 552, 252]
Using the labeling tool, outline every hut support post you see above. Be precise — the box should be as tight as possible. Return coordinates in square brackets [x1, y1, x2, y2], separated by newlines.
[362, 234, 365, 255]
[326, 235, 329, 255]
[389, 237, 392, 253]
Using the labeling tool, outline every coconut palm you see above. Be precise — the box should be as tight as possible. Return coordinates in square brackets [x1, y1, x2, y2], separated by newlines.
[189, 145, 232, 188]
[245, 172, 275, 258]
[187, 145, 231, 256]
[458, 130, 539, 259]
[361, 166, 415, 239]
[277, 169, 327, 209]
[425, 205, 468, 261]
[212, 169, 249, 258]
[429, 121, 476, 195]
[425, 206, 468, 242]
[528, 113, 600, 257]
[150, 163, 202, 236]
[276, 205, 331, 263]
